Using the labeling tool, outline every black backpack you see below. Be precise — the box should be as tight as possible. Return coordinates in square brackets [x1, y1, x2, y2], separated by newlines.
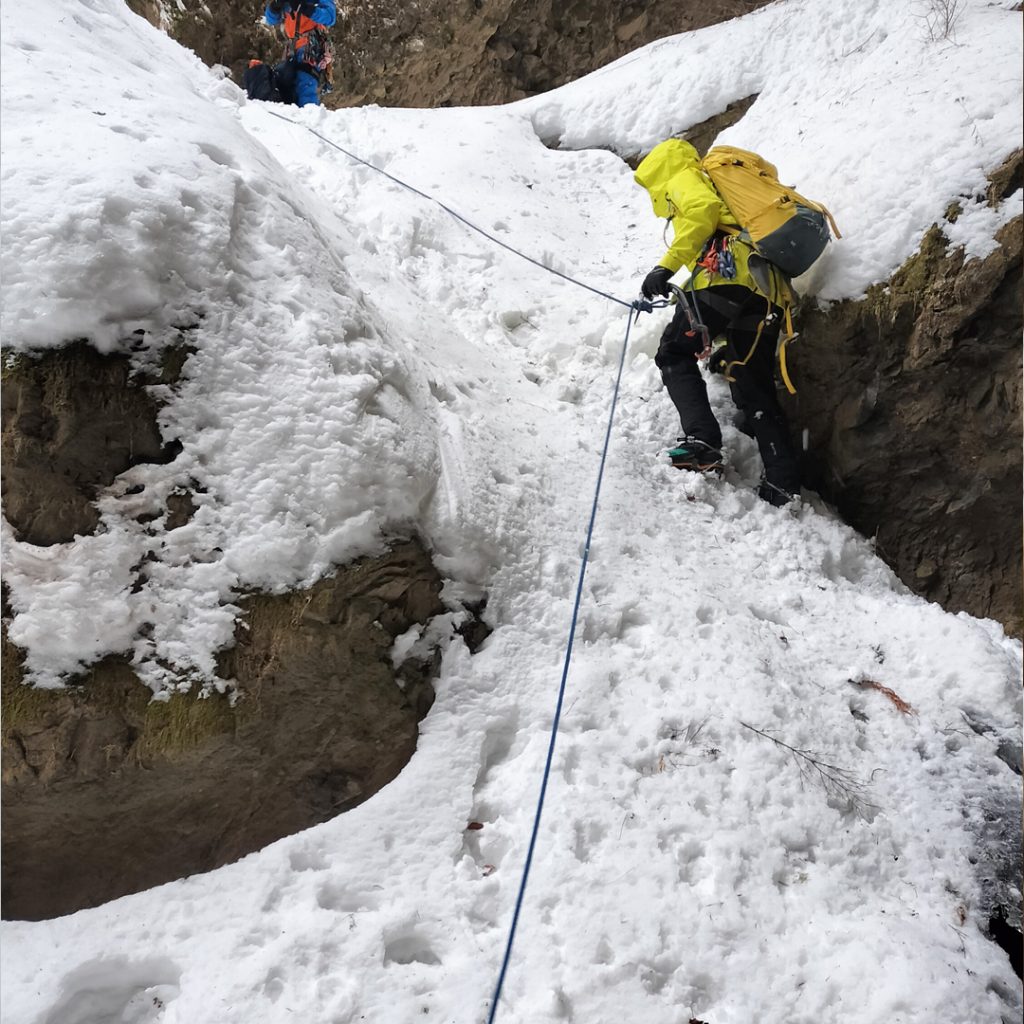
[244, 62, 282, 103]
[244, 58, 304, 106]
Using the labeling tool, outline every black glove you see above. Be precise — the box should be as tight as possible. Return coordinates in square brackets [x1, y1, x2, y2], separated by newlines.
[641, 266, 674, 300]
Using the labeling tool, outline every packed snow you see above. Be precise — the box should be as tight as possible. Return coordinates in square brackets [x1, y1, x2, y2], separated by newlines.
[1, 1, 1021, 1023]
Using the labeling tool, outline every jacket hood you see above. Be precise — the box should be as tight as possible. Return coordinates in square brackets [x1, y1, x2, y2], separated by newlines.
[634, 139, 701, 218]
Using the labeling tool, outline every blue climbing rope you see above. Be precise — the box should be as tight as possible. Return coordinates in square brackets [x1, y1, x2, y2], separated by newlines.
[262, 109, 635, 310]
[485, 305, 636, 1023]
[255, 106, 662, 1021]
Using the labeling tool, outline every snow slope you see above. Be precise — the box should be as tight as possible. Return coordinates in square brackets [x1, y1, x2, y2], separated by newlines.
[1, 1, 1021, 1023]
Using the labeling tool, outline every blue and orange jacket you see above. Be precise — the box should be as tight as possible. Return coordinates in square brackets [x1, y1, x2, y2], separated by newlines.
[264, 2, 336, 55]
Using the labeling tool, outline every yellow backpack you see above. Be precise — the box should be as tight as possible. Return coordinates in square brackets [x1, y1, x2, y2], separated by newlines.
[701, 146, 840, 279]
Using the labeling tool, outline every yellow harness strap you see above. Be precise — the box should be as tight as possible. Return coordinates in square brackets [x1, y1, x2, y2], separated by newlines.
[778, 339, 797, 395]
[723, 299, 799, 396]
[722, 297, 770, 383]
[778, 305, 797, 395]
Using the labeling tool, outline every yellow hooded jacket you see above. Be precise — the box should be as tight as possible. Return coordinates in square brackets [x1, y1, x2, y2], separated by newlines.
[634, 139, 786, 305]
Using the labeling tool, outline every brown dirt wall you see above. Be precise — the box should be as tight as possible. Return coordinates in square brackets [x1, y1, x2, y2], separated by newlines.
[2, 540, 449, 921]
[780, 154, 1023, 634]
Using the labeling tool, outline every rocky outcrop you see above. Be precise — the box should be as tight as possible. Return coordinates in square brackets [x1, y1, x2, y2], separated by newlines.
[129, 0, 770, 109]
[782, 151, 1023, 634]
[1, 342, 185, 546]
[2, 540, 450, 921]
[324, 0, 769, 108]
[0, 342, 475, 923]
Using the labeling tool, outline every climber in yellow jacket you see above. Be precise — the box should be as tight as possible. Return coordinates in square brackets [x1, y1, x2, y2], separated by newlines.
[635, 138, 799, 506]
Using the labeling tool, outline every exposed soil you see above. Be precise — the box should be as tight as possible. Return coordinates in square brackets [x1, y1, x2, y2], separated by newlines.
[2, 539, 452, 921]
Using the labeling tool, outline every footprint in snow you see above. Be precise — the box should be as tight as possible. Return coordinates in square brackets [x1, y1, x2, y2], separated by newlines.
[42, 957, 181, 1024]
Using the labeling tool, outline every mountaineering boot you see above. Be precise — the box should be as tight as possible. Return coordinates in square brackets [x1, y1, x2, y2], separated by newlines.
[667, 437, 723, 472]
[757, 478, 799, 508]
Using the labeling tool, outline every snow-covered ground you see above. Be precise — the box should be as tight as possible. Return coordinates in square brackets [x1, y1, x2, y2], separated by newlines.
[1, 1, 1021, 1022]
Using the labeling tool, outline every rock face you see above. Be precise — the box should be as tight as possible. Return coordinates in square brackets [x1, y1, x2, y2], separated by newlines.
[782, 152, 1023, 634]
[1, 344, 467, 922]
[128, 0, 769, 109]
[1, 343, 184, 546]
[2, 540, 447, 921]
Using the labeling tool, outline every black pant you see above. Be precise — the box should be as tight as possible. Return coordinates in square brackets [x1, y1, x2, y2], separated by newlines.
[654, 285, 800, 493]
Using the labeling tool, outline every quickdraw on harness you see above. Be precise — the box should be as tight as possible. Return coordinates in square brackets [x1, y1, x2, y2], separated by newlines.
[695, 233, 737, 280]
[302, 28, 334, 91]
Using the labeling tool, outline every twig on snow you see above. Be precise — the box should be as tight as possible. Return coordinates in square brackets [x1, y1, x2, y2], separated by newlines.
[740, 721, 874, 814]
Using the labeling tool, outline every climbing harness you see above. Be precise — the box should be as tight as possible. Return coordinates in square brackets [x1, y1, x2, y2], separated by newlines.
[683, 271, 799, 395]
[719, 298, 774, 383]
[686, 231, 800, 394]
[716, 297, 798, 396]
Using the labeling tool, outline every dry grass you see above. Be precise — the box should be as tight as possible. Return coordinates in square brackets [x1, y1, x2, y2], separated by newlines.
[740, 721, 874, 816]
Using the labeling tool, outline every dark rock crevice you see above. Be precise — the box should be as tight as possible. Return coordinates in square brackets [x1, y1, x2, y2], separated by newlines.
[675, 95, 759, 160]
[580, 93, 758, 168]
[989, 909, 1024, 980]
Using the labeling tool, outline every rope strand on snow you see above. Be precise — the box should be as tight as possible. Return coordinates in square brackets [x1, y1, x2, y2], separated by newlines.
[259, 107, 653, 1019]
[262, 109, 636, 309]
[486, 305, 635, 1023]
